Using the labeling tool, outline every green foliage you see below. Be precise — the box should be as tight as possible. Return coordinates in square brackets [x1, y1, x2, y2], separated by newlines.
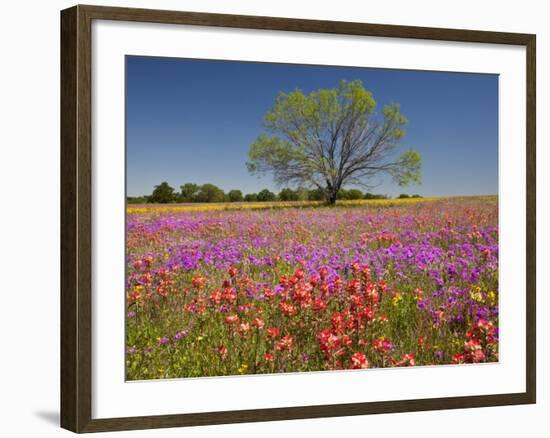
[294, 187, 311, 201]
[346, 189, 364, 200]
[257, 189, 277, 202]
[247, 80, 422, 204]
[306, 188, 326, 201]
[149, 182, 176, 203]
[244, 193, 258, 202]
[127, 196, 149, 204]
[398, 194, 410, 199]
[227, 189, 244, 202]
[278, 188, 299, 201]
[390, 150, 422, 186]
[140, 181, 394, 205]
[179, 183, 200, 202]
[195, 184, 226, 203]
[383, 102, 408, 140]
[336, 189, 347, 200]
[364, 192, 388, 200]
[337, 188, 364, 200]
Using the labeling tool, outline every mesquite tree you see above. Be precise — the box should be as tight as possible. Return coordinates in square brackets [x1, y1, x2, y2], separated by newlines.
[246, 80, 421, 204]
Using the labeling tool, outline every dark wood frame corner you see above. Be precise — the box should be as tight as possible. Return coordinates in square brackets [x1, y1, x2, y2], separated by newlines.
[60, 4, 536, 433]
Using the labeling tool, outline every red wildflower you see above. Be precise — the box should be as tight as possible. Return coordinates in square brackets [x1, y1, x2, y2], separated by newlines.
[225, 314, 240, 325]
[228, 266, 238, 278]
[396, 353, 416, 366]
[331, 312, 345, 332]
[318, 329, 340, 353]
[276, 336, 294, 351]
[313, 298, 327, 312]
[239, 322, 251, 334]
[222, 289, 237, 304]
[279, 301, 296, 316]
[464, 339, 485, 363]
[346, 279, 361, 293]
[267, 327, 280, 339]
[252, 318, 265, 329]
[191, 275, 208, 289]
[263, 288, 275, 300]
[351, 352, 370, 369]
[209, 289, 222, 304]
[217, 345, 228, 358]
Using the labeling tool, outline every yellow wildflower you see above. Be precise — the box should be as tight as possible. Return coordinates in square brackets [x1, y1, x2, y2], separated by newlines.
[392, 293, 403, 306]
[469, 286, 484, 303]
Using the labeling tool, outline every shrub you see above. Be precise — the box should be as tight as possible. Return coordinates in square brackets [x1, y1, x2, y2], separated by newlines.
[228, 189, 244, 202]
[278, 188, 299, 201]
[257, 189, 277, 202]
[345, 189, 364, 200]
[364, 193, 388, 200]
[195, 184, 226, 203]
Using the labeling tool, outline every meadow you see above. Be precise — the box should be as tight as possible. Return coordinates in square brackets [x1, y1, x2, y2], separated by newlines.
[126, 196, 498, 380]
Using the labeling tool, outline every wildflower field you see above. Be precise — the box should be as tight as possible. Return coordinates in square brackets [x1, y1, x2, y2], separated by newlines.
[126, 196, 498, 380]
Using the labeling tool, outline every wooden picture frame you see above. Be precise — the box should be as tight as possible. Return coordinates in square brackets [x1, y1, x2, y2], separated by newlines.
[61, 4, 536, 433]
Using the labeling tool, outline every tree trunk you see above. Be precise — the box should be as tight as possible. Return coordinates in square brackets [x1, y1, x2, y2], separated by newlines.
[325, 182, 339, 205]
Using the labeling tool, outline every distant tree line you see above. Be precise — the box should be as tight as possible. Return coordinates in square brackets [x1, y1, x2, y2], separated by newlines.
[127, 182, 423, 204]
[397, 193, 423, 199]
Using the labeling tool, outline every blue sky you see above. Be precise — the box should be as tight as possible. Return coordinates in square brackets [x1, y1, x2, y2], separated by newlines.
[126, 56, 498, 198]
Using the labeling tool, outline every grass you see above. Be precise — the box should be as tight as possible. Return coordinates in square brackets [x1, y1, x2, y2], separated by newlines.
[126, 196, 499, 380]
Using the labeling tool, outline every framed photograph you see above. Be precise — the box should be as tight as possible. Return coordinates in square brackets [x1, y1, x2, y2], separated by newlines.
[60, 4, 536, 433]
